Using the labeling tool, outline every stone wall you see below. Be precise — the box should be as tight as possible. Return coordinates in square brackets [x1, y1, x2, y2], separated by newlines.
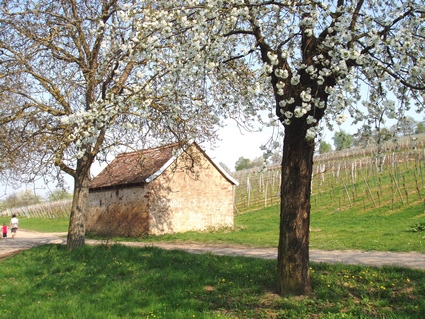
[148, 152, 235, 235]
[86, 185, 150, 237]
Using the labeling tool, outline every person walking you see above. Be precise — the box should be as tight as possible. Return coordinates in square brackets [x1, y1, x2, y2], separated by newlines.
[9, 214, 19, 239]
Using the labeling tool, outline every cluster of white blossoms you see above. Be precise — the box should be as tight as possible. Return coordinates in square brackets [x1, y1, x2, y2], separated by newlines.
[241, 1, 423, 141]
[60, 104, 113, 155]
[59, 3, 229, 159]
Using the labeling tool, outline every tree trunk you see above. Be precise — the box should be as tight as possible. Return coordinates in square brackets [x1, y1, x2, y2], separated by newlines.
[67, 156, 92, 250]
[277, 123, 315, 296]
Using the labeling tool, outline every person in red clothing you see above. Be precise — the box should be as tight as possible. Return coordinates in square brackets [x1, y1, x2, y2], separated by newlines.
[2, 223, 7, 239]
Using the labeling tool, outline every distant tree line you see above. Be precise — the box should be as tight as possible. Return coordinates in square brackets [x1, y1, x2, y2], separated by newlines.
[234, 151, 282, 171]
[319, 116, 425, 154]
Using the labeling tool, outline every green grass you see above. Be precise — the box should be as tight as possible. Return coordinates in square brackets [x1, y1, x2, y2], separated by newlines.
[3, 198, 425, 318]
[17, 200, 425, 252]
[1, 244, 424, 318]
[7, 216, 70, 233]
[310, 202, 425, 252]
[106, 201, 425, 253]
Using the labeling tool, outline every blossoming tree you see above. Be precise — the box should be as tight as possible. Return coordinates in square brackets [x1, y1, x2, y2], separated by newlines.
[159, 0, 424, 295]
[0, 0, 234, 249]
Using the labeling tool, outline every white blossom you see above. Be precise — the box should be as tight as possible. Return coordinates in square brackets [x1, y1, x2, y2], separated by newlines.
[306, 65, 316, 74]
[267, 51, 279, 65]
[276, 81, 285, 89]
[275, 68, 289, 79]
[290, 74, 300, 85]
[265, 64, 274, 74]
[3, 0, 424, 172]
[306, 127, 317, 140]
[306, 115, 317, 125]
[279, 100, 287, 107]
[284, 111, 293, 118]
[336, 114, 348, 124]
[294, 106, 307, 118]
[300, 89, 312, 102]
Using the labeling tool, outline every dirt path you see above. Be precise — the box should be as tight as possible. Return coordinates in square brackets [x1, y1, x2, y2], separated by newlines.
[1, 230, 425, 270]
[0, 229, 67, 260]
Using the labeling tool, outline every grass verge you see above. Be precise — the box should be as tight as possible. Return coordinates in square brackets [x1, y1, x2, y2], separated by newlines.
[99, 202, 425, 253]
[1, 244, 424, 318]
[15, 200, 425, 253]
[7, 217, 70, 233]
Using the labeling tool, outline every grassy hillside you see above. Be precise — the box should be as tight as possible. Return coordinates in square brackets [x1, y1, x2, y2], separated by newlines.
[136, 201, 424, 252]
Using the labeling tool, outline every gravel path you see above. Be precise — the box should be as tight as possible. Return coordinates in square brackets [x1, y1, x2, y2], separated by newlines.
[0, 229, 67, 259]
[1, 230, 425, 270]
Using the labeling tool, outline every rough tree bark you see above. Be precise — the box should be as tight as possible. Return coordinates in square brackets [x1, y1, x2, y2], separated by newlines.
[66, 154, 93, 249]
[277, 122, 315, 295]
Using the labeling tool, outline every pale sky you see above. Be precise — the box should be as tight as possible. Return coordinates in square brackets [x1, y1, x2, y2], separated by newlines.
[205, 117, 342, 170]
[204, 122, 276, 170]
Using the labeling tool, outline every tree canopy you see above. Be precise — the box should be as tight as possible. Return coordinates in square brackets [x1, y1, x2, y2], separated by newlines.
[333, 130, 354, 150]
[155, 0, 424, 295]
[0, 0, 239, 248]
[235, 156, 267, 171]
[318, 140, 332, 154]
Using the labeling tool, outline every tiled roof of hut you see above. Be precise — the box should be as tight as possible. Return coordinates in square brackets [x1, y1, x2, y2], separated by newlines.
[89, 142, 181, 190]
[89, 141, 239, 190]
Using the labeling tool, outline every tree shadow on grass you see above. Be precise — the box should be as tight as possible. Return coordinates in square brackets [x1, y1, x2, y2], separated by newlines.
[1, 244, 425, 318]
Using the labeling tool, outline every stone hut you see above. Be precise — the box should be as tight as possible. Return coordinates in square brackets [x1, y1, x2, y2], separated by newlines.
[86, 141, 238, 237]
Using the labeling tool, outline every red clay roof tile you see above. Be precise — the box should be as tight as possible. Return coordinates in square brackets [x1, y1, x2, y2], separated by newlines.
[89, 143, 180, 190]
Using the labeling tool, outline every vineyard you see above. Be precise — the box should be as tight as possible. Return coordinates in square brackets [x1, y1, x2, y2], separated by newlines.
[1, 200, 72, 219]
[233, 134, 425, 214]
